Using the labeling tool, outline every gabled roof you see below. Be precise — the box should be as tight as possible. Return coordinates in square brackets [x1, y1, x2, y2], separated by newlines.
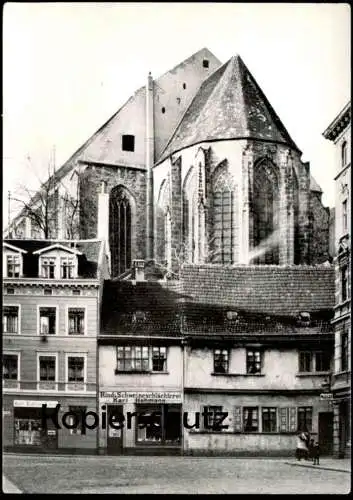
[158, 55, 300, 164]
[3, 242, 28, 254]
[33, 243, 83, 256]
[180, 264, 335, 317]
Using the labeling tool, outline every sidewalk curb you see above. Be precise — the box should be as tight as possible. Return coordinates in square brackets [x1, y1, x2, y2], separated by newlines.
[2, 476, 23, 494]
[284, 461, 351, 474]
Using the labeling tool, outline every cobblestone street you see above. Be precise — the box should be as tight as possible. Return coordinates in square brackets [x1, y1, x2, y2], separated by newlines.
[3, 454, 351, 494]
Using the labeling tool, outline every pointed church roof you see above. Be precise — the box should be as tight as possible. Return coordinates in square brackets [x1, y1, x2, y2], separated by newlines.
[157, 55, 300, 164]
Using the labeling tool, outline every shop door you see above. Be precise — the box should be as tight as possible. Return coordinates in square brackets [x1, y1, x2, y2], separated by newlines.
[107, 405, 123, 454]
[318, 412, 333, 456]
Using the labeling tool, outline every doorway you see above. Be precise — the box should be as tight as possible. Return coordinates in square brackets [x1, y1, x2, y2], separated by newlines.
[318, 412, 333, 456]
[107, 405, 123, 454]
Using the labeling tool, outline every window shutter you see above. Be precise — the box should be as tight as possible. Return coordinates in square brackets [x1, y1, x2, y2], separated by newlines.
[288, 407, 297, 432]
[279, 408, 288, 432]
[233, 406, 242, 432]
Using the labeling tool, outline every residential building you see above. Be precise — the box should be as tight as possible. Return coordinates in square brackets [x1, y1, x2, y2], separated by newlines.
[3, 238, 109, 453]
[97, 262, 335, 456]
[323, 101, 351, 458]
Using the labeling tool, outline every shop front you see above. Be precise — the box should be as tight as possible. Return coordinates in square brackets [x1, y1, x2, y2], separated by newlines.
[5, 400, 59, 452]
[99, 391, 183, 455]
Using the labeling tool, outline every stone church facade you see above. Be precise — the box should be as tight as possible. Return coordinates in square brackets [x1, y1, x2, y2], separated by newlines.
[9, 48, 331, 275]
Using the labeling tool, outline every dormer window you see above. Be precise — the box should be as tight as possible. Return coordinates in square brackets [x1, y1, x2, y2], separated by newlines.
[6, 255, 20, 277]
[61, 257, 75, 279]
[33, 243, 81, 279]
[42, 258, 56, 278]
[3, 243, 27, 278]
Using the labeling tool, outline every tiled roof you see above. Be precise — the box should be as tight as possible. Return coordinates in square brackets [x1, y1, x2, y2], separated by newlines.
[180, 265, 335, 317]
[158, 55, 300, 163]
[3, 239, 103, 279]
[100, 280, 183, 336]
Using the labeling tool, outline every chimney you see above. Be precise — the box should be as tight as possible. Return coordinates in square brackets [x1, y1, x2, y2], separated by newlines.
[146, 72, 154, 260]
[97, 181, 109, 241]
[133, 259, 145, 282]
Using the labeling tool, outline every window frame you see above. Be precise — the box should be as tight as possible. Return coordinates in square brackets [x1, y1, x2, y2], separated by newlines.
[151, 346, 167, 372]
[203, 405, 224, 432]
[37, 352, 58, 391]
[342, 199, 348, 233]
[341, 264, 348, 302]
[297, 406, 313, 432]
[122, 134, 135, 152]
[60, 256, 77, 279]
[3, 304, 21, 334]
[341, 140, 347, 167]
[243, 406, 259, 433]
[65, 353, 87, 392]
[37, 305, 58, 336]
[261, 407, 277, 433]
[6, 253, 21, 278]
[116, 345, 150, 372]
[341, 331, 349, 372]
[213, 349, 229, 374]
[66, 306, 87, 336]
[246, 349, 262, 375]
[40, 256, 57, 279]
[3, 351, 21, 388]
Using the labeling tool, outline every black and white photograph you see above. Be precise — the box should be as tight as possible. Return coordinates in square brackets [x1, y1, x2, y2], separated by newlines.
[2, 2, 351, 494]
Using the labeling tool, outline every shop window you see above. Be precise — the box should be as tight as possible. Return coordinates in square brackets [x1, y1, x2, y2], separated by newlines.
[213, 349, 229, 374]
[3, 354, 19, 380]
[122, 134, 135, 152]
[60, 257, 75, 278]
[341, 264, 348, 302]
[41, 257, 56, 278]
[67, 356, 85, 391]
[6, 254, 20, 277]
[203, 406, 224, 431]
[67, 406, 87, 435]
[246, 349, 262, 374]
[243, 407, 259, 432]
[68, 308, 85, 335]
[3, 306, 19, 333]
[152, 347, 167, 371]
[341, 331, 349, 372]
[136, 404, 181, 445]
[14, 417, 42, 446]
[297, 406, 312, 432]
[262, 407, 277, 432]
[137, 406, 162, 443]
[117, 346, 149, 372]
[39, 307, 56, 335]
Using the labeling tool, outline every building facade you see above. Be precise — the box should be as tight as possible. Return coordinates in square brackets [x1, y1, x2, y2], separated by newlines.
[97, 262, 335, 456]
[3, 238, 109, 453]
[323, 102, 351, 458]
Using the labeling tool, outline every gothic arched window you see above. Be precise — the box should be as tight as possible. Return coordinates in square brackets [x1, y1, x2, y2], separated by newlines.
[212, 163, 235, 264]
[183, 168, 197, 263]
[293, 169, 300, 264]
[157, 177, 172, 267]
[109, 186, 134, 277]
[252, 159, 279, 264]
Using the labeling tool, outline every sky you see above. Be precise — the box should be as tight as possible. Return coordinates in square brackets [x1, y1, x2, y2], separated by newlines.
[3, 2, 351, 224]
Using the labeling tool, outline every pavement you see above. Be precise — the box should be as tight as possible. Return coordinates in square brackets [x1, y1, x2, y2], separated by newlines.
[2, 454, 351, 494]
[2, 475, 22, 494]
[285, 457, 351, 473]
